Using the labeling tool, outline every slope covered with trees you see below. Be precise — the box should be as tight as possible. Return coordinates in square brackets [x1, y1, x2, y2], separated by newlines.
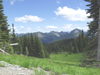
[44, 30, 91, 54]
[12, 27, 49, 58]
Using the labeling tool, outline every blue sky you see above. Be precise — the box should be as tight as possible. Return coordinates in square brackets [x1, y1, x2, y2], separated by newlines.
[3, 0, 92, 33]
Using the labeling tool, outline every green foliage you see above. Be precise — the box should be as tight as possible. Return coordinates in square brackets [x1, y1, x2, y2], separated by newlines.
[34, 34, 45, 58]
[44, 30, 89, 54]
[6, 42, 14, 54]
[0, 0, 11, 53]
[34, 68, 46, 75]
[15, 33, 49, 58]
[25, 47, 29, 56]
[44, 38, 74, 54]
[0, 52, 100, 75]
[65, 52, 68, 56]
[84, 0, 99, 35]
[81, 0, 99, 67]
[69, 42, 73, 54]
[50, 53, 83, 62]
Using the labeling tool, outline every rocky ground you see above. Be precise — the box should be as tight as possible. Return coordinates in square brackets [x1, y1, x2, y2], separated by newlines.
[0, 61, 54, 75]
[0, 61, 69, 75]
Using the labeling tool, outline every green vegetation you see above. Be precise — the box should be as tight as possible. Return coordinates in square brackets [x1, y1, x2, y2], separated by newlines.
[81, 0, 100, 67]
[50, 53, 83, 62]
[33, 68, 46, 75]
[0, 62, 5, 67]
[0, 0, 13, 53]
[0, 0, 99, 75]
[44, 30, 90, 54]
[0, 52, 100, 75]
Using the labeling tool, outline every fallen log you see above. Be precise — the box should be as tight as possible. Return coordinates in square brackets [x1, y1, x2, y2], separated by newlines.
[0, 48, 10, 55]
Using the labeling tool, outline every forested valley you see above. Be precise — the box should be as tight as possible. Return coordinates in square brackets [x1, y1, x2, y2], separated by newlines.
[0, 0, 100, 74]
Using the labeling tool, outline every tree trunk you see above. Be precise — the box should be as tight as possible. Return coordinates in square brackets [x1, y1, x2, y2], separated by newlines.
[97, 0, 100, 67]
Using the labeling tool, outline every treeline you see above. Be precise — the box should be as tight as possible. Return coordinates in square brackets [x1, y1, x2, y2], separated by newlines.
[44, 30, 93, 54]
[68, 30, 90, 54]
[44, 38, 74, 54]
[12, 32, 49, 58]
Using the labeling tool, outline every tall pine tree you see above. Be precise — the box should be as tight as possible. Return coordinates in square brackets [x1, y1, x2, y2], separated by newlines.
[82, 0, 99, 67]
[0, 0, 13, 54]
[0, 0, 10, 42]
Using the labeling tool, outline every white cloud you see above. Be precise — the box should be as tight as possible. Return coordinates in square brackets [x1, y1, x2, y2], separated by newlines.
[54, 6, 92, 21]
[10, 0, 24, 5]
[76, 27, 89, 31]
[57, 1, 60, 4]
[10, 0, 16, 5]
[46, 25, 58, 29]
[11, 26, 19, 33]
[53, 18, 61, 21]
[12, 26, 17, 29]
[37, 26, 40, 28]
[20, 26, 24, 28]
[62, 24, 73, 31]
[15, 15, 45, 23]
[26, 27, 32, 31]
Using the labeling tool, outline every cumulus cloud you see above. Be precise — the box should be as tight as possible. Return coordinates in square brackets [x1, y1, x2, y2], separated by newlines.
[57, 1, 60, 4]
[37, 26, 40, 28]
[20, 26, 24, 28]
[10, 0, 16, 5]
[62, 24, 73, 31]
[53, 18, 61, 21]
[54, 6, 92, 21]
[46, 25, 58, 29]
[10, 0, 24, 5]
[76, 27, 89, 31]
[26, 27, 32, 31]
[15, 15, 45, 23]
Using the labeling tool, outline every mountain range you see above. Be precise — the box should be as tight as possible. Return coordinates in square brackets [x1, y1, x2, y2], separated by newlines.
[16, 28, 86, 43]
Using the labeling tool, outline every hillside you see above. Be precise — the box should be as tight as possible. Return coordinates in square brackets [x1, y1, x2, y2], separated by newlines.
[16, 28, 86, 43]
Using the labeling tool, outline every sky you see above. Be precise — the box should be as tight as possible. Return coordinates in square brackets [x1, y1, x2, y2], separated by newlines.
[3, 0, 92, 33]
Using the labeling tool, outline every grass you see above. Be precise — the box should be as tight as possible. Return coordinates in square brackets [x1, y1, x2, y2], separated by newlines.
[50, 53, 83, 62]
[0, 62, 5, 67]
[33, 68, 46, 75]
[0, 52, 100, 75]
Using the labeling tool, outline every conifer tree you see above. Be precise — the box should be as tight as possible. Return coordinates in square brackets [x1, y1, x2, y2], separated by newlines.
[34, 34, 38, 57]
[37, 38, 45, 58]
[78, 34, 83, 52]
[34, 34, 45, 58]
[84, 0, 99, 35]
[69, 42, 73, 54]
[0, 0, 10, 42]
[19, 36, 24, 54]
[81, 0, 99, 67]
[97, 0, 100, 66]
[27, 35, 32, 56]
[25, 46, 29, 56]
[0, 26, 3, 48]
[0, 0, 13, 54]
[18, 43, 22, 54]
[73, 39, 79, 53]
[30, 33, 35, 56]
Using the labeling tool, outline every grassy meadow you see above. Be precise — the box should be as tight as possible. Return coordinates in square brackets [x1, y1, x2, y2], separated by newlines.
[0, 52, 100, 75]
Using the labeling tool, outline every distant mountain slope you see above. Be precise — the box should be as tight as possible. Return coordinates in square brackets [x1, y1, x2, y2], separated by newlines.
[16, 28, 86, 43]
